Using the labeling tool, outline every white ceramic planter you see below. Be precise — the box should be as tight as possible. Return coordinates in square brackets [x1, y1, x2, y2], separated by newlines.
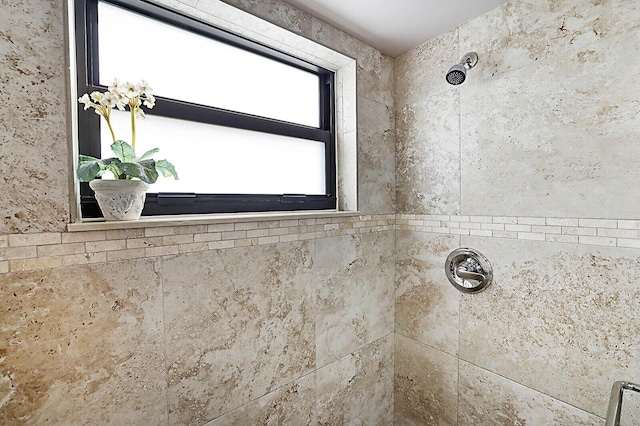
[89, 180, 150, 221]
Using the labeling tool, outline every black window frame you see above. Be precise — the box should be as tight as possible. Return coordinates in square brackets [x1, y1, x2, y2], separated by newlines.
[75, 0, 337, 217]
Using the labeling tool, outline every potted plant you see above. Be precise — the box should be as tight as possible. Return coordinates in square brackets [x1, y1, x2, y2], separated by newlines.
[77, 79, 178, 220]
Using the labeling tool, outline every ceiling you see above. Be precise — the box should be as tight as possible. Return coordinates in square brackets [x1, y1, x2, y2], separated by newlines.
[282, 0, 510, 57]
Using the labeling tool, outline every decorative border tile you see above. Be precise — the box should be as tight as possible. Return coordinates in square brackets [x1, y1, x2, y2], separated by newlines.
[396, 214, 640, 248]
[0, 215, 395, 274]
[2, 213, 639, 275]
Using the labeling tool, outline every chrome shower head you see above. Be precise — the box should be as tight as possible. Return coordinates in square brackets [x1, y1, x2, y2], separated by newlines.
[445, 52, 478, 85]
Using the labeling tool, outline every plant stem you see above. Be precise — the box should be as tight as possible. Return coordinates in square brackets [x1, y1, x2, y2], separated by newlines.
[130, 106, 136, 149]
[105, 114, 117, 143]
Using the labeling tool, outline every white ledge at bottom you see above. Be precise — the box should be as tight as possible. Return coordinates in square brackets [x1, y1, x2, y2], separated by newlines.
[67, 210, 361, 232]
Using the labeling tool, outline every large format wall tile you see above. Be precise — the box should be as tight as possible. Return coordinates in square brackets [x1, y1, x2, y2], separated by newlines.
[396, 91, 460, 214]
[395, 231, 460, 355]
[205, 373, 316, 426]
[357, 96, 396, 214]
[315, 232, 395, 367]
[459, 0, 640, 83]
[0, 259, 166, 425]
[163, 242, 316, 425]
[395, 333, 458, 426]
[458, 361, 603, 425]
[460, 7, 640, 218]
[316, 335, 393, 426]
[0, 0, 69, 233]
[218, 0, 313, 38]
[459, 236, 640, 418]
[394, 30, 459, 109]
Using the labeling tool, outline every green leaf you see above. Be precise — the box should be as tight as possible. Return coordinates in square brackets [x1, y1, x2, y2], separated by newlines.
[77, 156, 122, 181]
[137, 148, 160, 161]
[77, 155, 102, 182]
[110, 140, 137, 163]
[155, 159, 179, 180]
[118, 159, 159, 184]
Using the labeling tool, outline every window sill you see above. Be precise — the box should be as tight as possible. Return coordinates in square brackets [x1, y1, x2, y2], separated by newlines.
[67, 210, 361, 232]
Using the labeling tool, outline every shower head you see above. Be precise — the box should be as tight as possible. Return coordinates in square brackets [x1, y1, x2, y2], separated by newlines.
[446, 52, 478, 85]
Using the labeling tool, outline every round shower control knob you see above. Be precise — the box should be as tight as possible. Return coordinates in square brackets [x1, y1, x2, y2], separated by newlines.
[445, 248, 493, 293]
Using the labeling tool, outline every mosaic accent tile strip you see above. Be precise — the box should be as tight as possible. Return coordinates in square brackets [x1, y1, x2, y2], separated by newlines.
[2, 213, 640, 275]
[396, 214, 640, 249]
[0, 215, 395, 274]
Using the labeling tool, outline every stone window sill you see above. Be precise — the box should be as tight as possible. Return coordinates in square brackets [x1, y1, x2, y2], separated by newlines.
[67, 210, 361, 232]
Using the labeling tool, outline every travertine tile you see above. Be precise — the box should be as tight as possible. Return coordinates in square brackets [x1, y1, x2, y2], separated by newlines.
[460, 27, 640, 218]
[0, 0, 69, 234]
[396, 91, 460, 215]
[357, 96, 396, 214]
[460, 0, 640, 83]
[205, 373, 316, 425]
[395, 231, 460, 355]
[458, 361, 603, 425]
[459, 236, 640, 418]
[218, 0, 313, 38]
[315, 232, 394, 367]
[163, 242, 316, 425]
[394, 30, 459, 109]
[317, 335, 393, 426]
[0, 259, 166, 425]
[394, 334, 458, 426]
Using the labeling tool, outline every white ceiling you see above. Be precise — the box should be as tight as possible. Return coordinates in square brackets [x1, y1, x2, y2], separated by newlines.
[282, 0, 510, 57]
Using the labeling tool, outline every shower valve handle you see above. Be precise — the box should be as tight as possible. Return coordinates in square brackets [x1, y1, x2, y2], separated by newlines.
[456, 267, 485, 282]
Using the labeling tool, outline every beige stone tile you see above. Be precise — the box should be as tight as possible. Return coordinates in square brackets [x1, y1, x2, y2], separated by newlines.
[315, 232, 394, 367]
[8, 233, 61, 247]
[317, 335, 393, 426]
[9, 256, 62, 272]
[62, 251, 107, 266]
[37, 242, 85, 257]
[395, 231, 461, 355]
[205, 373, 316, 426]
[61, 230, 107, 243]
[460, 27, 640, 218]
[396, 91, 460, 215]
[458, 361, 603, 425]
[163, 241, 315, 424]
[394, 333, 458, 425]
[0, 0, 69, 234]
[126, 236, 163, 248]
[459, 236, 640, 418]
[357, 96, 396, 215]
[394, 30, 459, 109]
[618, 384, 640, 426]
[86, 239, 127, 252]
[105, 229, 145, 240]
[217, 0, 313, 39]
[459, 0, 640, 83]
[0, 259, 166, 424]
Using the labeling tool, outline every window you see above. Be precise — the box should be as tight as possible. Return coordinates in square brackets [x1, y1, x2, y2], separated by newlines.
[75, 0, 336, 217]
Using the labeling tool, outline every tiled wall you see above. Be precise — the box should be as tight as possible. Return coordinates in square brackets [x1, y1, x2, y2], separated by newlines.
[394, 0, 640, 424]
[4, 0, 640, 424]
[0, 0, 396, 424]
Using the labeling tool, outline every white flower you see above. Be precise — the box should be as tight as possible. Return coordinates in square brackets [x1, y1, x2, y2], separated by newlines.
[109, 78, 122, 93]
[101, 91, 119, 108]
[122, 82, 138, 99]
[143, 94, 155, 109]
[90, 91, 103, 102]
[78, 93, 91, 110]
[136, 80, 153, 96]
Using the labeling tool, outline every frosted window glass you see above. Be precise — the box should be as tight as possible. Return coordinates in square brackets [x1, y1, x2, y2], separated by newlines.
[98, 1, 320, 127]
[101, 111, 326, 195]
